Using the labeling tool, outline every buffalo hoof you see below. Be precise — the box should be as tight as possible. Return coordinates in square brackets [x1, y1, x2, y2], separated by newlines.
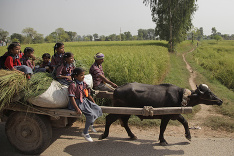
[159, 141, 168, 146]
[159, 139, 168, 146]
[99, 134, 107, 140]
[185, 134, 191, 141]
[130, 135, 138, 140]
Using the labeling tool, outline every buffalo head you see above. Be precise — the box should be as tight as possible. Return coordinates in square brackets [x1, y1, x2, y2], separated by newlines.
[189, 84, 223, 106]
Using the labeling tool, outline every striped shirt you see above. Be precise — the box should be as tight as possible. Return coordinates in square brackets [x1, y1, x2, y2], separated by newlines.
[68, 81, 90, 100]
[89, 62, 104, 88]
[56, 63, 75, 78]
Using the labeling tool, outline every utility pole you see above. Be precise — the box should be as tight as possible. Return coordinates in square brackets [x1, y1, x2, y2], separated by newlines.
[120, 27, 121, 41]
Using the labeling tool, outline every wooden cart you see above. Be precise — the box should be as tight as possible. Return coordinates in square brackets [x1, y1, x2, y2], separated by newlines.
[0, 91, 192, 155]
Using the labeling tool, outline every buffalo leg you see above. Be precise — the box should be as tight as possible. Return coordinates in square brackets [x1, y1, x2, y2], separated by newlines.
[120, 115, 137, 140]
[159, 116, 171, 145]
[177, 114, 191, 141]
[99, 114, 120, 140]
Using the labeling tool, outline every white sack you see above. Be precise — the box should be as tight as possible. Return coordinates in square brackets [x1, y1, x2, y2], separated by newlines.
[84, 74, 93, 89]
[28, 74, 93, 108]
[28, 80, 69, 108]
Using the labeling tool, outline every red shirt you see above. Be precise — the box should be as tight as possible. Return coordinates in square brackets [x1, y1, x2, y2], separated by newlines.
[4, 56, 21, 69]
[19, 52, 24, 59]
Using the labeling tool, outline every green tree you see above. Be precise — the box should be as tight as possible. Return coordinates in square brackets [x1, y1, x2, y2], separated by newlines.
[55, 28, 69, 42]
[107, 34, 117, 41]
[76, 35, 82, 41]
[199, 27, 203, 37]
[137, 29, 148, 40]
[147, 28, 155, 40]
[120, 33, 126, 41]
[124, 31, 132, 40]
[33, 33, 44, 44]
[214, 34, 223, 43]
[93, 33, 99, 40]
[66, 31, 77, 42]
[222, 34, 229, 40]
[144, 0, 197, 52]
[132, 35, 138, 40]
[212, 27, 217, 35]
[86, 35, 93, 41]
[196, 27, 203, 41]
[11, 38, 19, 42]
[0, 28, 9, 43]
[10, 33, 24, 43]
[99, 35, 106, 41]
[22, 27, 37, 44]
[44, 35, 55, 43]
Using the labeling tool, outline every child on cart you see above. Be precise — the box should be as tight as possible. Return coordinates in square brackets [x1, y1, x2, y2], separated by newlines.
[39, 53, 53, 73]
[51, 42, 65, 70]
[56, 52, 75, 85]
[68, 67, 102, 142]
[3, 42, 33, 79]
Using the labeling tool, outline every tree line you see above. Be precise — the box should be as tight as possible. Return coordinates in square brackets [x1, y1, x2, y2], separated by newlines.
[1, 26, 232, 46]
[187, 27, 234, 42]
[0, 27, 157, 45]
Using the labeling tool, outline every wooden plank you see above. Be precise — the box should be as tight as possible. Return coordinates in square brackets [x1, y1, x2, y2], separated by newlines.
[95, 90, 113, 99]
[3, 104, 80, 118]
[100, 106, 192, 115]
[152, 107, 192, 115]
[3, 103, 192, 118]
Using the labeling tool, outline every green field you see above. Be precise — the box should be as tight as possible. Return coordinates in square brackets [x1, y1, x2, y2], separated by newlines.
[186, 40, 234, 132]
[1, 40, 234, 131]
[0, 41, 169, 86]
[192, 40, 234, 90]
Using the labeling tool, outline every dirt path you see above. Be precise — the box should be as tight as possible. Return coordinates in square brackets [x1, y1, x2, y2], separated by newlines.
[180, 48, 232, 138]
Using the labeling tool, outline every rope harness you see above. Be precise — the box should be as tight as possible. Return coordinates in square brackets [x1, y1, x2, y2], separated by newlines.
[142, 106, 154, 116]
[181, 89, 191, 107]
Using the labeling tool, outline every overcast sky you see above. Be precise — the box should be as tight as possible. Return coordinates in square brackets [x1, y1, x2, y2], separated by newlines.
[0, 0, 233, 37]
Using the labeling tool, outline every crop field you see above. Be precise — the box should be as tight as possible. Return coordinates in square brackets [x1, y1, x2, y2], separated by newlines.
[186, 40, 234, 131]
[192, 40, 234, 90]
[1, 40, 234, 130]
[0, 41, 169, 86]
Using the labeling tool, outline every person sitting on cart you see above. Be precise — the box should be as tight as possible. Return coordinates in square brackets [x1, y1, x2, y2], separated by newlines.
[4, 42, 33, 79]
[56, 52, 75, 86]
[68, 67, 102, 142]
[89, 53, 117, 92]
[39, 53, 53, 73]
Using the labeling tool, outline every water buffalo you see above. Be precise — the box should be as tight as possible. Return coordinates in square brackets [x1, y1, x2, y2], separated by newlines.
[99, 83, 223, 145]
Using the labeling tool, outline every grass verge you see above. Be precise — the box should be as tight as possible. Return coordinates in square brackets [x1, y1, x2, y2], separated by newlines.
[186, 42, 234, 132]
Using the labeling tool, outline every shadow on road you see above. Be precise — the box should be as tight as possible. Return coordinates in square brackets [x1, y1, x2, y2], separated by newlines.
[1, 122, 187, 156]
[63, 135, 185, 156]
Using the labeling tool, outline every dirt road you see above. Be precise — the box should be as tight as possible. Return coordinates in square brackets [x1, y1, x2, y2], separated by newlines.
[1, 122, 234, 156]
[0, 49, 234, 156]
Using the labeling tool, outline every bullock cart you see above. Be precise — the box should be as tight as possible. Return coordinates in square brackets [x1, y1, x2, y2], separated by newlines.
[0, 90, 192, 155]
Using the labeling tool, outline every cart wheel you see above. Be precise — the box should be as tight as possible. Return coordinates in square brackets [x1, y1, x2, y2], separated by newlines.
[5, 112, 52, 155]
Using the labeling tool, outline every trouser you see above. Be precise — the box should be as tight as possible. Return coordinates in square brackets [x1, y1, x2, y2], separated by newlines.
[14, 65, 33, 74]
[93, 83, 115, 92]
[34, 67, 46, 73]
[83, 116, 93, 134]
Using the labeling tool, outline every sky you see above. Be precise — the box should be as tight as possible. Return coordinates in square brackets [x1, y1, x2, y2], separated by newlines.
[0, 0, 234, 37]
